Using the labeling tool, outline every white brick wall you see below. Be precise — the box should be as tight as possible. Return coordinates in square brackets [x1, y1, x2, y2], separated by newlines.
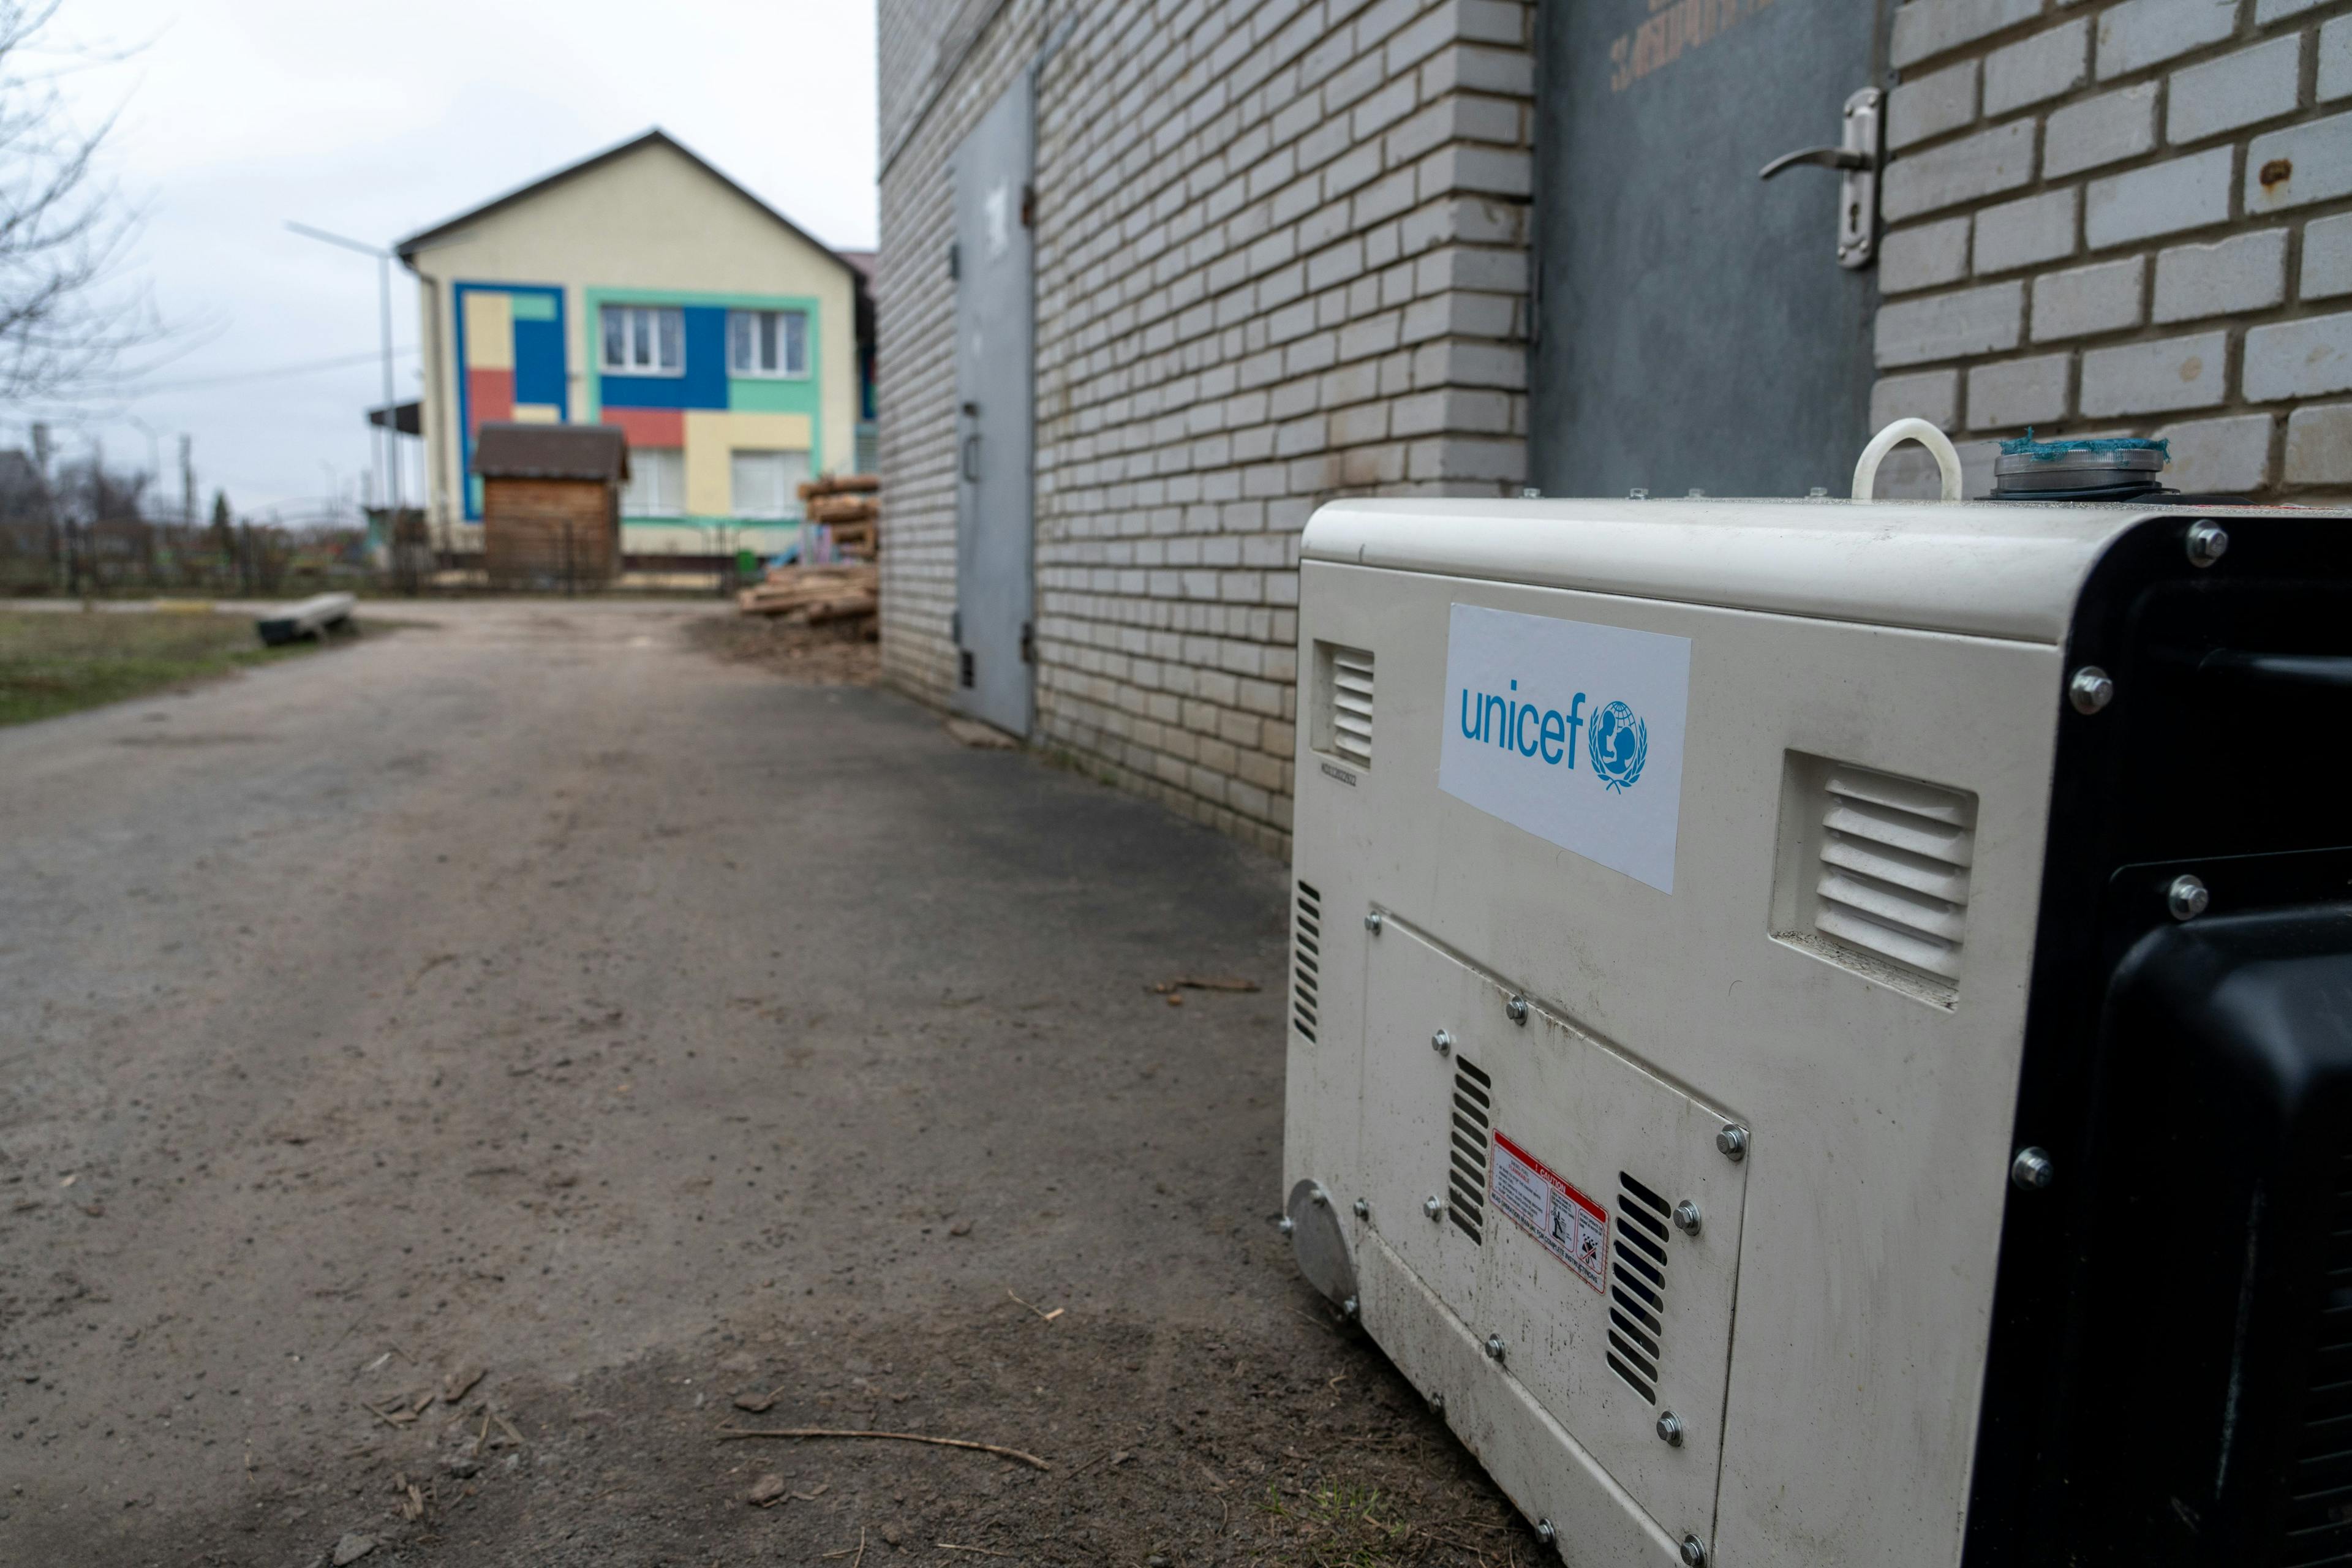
[876, 0, 1537, 854]
[1877, 0, 2352, 497]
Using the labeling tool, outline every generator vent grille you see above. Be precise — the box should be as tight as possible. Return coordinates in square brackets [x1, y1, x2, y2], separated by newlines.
[1330, 647, 1374, 768]
[2278, 1143, 2352, 1567]
[1291, 882, 1321, 1042]
[1812, 767, 1975, 989]
[1447, 1058, 1491, 1245]
[1607, 1170, 1673, 1404]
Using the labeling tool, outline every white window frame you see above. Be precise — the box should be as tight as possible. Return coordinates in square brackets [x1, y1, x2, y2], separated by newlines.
[601, 304, 684, 377]
[726, 309, 810, 380]
[728, 448, 810, 521]
[621, 448, 685, 517]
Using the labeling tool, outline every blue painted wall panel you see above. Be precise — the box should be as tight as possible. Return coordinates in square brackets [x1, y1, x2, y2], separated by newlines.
[600, 306, 730, 410]
[513, 316, 567, 405]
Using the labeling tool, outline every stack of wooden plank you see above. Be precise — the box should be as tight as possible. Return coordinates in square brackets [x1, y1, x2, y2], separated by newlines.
[736, 562, 878, 623]
[801, 474, 881, 559]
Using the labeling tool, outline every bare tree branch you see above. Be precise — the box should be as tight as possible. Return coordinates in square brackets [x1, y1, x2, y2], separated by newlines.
[0, 0, 157, 405]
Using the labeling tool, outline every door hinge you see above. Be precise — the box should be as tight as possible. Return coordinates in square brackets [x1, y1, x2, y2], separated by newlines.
[960, 650, 976, 688]
[1020, 621, 1035, 664]
[1020, 182, 1036, 228]
[947, 240, 960, 281]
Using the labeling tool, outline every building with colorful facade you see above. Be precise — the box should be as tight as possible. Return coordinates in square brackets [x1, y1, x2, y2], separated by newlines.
[398, 130, 872, 568]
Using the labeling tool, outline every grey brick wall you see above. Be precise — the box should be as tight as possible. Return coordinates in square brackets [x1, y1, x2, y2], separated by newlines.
[1872, 0, 2352, 499]
[876, 0, 1537, 854]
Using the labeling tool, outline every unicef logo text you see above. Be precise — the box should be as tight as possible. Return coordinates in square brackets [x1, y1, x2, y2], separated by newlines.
[1456, 681, 1646, 792]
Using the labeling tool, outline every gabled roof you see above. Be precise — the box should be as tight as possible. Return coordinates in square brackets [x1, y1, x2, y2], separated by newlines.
[470, 423, 629, 483]
[395, 129, 858, 279]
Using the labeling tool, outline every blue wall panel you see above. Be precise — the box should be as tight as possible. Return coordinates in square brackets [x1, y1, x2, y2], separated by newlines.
[513, 315, 567, 406]
[599, 306, 730, 410]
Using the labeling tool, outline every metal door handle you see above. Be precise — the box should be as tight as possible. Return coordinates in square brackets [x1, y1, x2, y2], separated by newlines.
[962, 434, 981, 481]
[1759, 146, 1871, 179]
[1758, 87, 1882, 270]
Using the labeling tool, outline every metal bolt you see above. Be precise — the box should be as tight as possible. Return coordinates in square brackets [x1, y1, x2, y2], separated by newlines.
[1520, 486, 1543, 500]
[1431, 1028, 1453, 1057]
[1629, 487, 1649, 500]
[1681, 1534, 1709, 1567]
[1506, 995, 1529, 1025]
[1534, 1518, 1558, 1546]
[1278, 1216, 1295, 1235]
[1365, 910, 1383, 933]
[1352, 1197, 1369, 1219]
[2168, 874, 2210, 921]
[2068, 665, 2114, 715]
[1484, 1333, 1507, 1362]
[1424, 1194, 1444, 1221]
[2185, 521, 2230, 567]
[1311, 1189, 1329, 1207]
[1656, 1410, 1686, 1447]
[1672, 1200, 1702, 1236]
[1427, 1390, 1446, 1415]
[2011, 1147, 2054, 1191]
[1716, 1125, 1748, 1163]
[1341, 1296, 1359, 1321]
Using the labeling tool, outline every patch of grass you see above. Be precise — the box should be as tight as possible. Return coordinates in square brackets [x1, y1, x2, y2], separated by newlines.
[0, 608, 327, 726]
[1258, 1477, 1426, 1567]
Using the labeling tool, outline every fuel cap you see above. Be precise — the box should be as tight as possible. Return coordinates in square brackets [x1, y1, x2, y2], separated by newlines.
[1990, 433, 2169, 501]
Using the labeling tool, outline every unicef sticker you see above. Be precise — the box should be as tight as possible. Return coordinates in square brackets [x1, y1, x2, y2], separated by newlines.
[1437, 605, 1692, 894]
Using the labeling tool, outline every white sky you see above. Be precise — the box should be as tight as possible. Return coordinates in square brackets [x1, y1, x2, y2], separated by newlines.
[29, 0, 879, 520]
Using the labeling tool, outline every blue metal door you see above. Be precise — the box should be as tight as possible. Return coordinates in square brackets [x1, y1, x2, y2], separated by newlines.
[951, 75, 1035, 736]
[1531, 2, 1890, 499]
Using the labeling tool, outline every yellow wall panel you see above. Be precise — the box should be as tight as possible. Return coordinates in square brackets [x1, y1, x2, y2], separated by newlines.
[683, 411, 815, 514]
[510, 403, 560, 424]
[462, 291, 513, 371]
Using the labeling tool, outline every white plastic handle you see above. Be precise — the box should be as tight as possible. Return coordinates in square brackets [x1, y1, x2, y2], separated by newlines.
[1852, 417, 1964, 502]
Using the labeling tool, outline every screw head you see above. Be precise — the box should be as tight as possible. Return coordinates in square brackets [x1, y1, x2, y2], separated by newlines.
[1656, 1410, 1686, 1447]
[2068, 665, 2114, 715]
[1681, 1534, 1709, 1567]
[1672, 1200, 1702, 1235]
[2185, 521, 2230, 567]
[1424, 1194, 1444, 1221]
[1520, 486, 1543, 500]
[1431, 1028, 1453, 1056]
[1364, 910, 1383, 933]
[1506, 995, 1529, 1025]
[1341, 1296, 1359, 1321]
[1716, 1125, 1749, 1163]
[1484, 1333, 1507, 1362]
[2168, 874, 2210, 921]
[1534, 1518, 1557, 1545]
[1278, 1216, 1295, 1235]
[2011, 1147, 2054, 1191]
[1352, 1197, 1369, 1219]
[1310, 1188, 1329, 1208]
[1427, 1390, 1446, 1415]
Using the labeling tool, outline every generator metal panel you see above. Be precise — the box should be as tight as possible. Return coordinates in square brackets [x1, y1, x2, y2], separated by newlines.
[1287, 539, 2067, 1568]
[1360, 919, 1747, 1544]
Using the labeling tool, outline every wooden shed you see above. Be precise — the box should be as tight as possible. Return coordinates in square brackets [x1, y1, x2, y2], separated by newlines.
[469, 424, 628, 590]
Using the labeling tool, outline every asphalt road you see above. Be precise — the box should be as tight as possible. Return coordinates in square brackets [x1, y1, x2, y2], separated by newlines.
[0, 601, 1528, 1568]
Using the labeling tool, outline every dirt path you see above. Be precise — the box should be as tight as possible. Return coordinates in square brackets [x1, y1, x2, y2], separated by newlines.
[0, 600, 1534, 1567]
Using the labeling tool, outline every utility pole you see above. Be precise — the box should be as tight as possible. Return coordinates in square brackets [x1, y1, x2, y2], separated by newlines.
[286, 221, 402, 544]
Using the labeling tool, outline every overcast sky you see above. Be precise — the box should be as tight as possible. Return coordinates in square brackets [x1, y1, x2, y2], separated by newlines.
[26, 0, 880, 521]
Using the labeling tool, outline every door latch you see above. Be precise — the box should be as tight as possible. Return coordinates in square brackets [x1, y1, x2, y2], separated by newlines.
[1020, 621, 1035, 664]
[1760, 87, 1882, 269]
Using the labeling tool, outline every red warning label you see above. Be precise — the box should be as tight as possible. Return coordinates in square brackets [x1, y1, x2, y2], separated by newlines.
[1490, 1131, 1608, 1293]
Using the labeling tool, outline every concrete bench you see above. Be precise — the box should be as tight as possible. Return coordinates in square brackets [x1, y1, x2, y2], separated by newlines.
[255, 592, 356, 646]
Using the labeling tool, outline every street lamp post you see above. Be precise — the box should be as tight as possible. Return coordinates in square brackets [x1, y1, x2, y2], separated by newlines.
[287, 221, 405, 584]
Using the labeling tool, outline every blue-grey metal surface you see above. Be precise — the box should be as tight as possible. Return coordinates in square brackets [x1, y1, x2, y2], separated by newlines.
[952, 75, 1036, 737]
[1531, 1, 1887, 499]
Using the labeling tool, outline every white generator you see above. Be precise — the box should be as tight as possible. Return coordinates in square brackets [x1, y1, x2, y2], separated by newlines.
[1281, 485, 2352, 1568]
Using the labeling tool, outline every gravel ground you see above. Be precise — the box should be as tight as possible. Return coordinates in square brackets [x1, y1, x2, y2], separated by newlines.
[0, 598, 1537, 1567]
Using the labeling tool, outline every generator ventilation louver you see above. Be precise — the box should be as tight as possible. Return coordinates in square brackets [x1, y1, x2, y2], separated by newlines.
[1608, 1170, 1673, 1403]
[1291, 881, 1321, 1042]
[1314, 642, 1374, 769]
[1777, 758, 1977, 1002]
[1447, 1057, 1491, 1243]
